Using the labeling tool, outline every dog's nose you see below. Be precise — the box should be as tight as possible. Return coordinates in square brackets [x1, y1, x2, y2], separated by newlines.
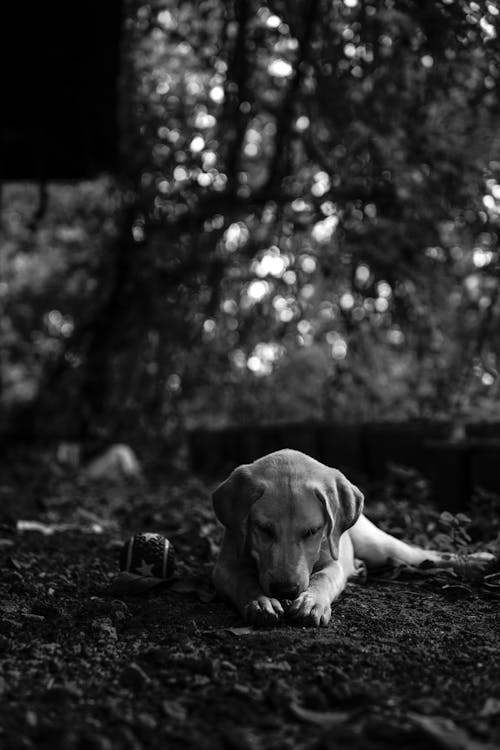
[269, 582, 299, 600]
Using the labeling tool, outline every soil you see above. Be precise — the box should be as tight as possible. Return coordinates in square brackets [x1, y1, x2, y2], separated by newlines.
[1, 458, 499, 750]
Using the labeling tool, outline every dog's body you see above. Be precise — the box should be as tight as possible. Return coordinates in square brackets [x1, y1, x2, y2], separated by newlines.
[212, 449, 491, 627]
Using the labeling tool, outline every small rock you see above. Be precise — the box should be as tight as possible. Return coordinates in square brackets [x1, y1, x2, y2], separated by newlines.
[162, 699, 187, 722]
[481, 697, 500, 717]
[26, 710, 38, 727]
[137, 713, 157, 730]
[120, 662, 151, 691]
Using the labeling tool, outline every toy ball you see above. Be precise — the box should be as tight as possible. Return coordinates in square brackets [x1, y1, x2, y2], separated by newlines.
[119, 533, 175, 579]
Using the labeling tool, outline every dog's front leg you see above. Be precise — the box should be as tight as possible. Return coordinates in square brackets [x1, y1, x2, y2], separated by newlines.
[288, 532, 355, 627]
[213, 539, 285, 626]
[288, 562, 346, 627]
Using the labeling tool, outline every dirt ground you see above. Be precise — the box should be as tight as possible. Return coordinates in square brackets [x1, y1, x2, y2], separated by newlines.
[1, 456, 500, 750]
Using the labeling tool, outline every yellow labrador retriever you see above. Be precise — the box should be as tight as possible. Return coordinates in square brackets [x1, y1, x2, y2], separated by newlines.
[212, 449, 492, 627]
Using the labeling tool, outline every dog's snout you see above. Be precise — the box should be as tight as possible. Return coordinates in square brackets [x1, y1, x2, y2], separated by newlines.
[269, 582, 300, 600]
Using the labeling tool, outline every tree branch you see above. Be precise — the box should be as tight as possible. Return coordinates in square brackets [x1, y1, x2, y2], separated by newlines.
[220, 0, 252, 192]
[257, 0, 320, 195]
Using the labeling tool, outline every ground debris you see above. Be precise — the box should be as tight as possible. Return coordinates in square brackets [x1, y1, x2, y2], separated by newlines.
[480, 698, 500, 718]
[120, 662, 151, 690]
[289, 702, 350, 726]
[224, 626, 255, 636]
[0, 469, 498, 750]
[409, 713, 499, 750]
[162, 698, 188, 722]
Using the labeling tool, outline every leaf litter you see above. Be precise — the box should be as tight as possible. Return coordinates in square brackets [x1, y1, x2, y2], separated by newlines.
[0, 464, 499, 749]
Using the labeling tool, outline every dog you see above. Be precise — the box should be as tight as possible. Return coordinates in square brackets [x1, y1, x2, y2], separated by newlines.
[212, 449, 493, 627]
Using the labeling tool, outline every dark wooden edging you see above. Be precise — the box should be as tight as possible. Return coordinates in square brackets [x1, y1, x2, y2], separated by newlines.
[188, 422, 366, 477]
[188, 422, 500, 508]
[425, 439, 500, 509]
[189, 420, 454, 476]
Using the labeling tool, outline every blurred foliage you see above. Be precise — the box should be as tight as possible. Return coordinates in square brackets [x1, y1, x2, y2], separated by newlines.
[0, 182, 121, 424]
[1, 0, 500, 439]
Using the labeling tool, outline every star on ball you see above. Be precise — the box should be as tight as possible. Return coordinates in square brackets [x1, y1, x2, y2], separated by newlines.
[135, 559, 155, 576]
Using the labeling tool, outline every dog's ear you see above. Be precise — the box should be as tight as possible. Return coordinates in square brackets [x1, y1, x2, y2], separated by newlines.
[313, 469, 364, 560]
[212, 465, 265, 554]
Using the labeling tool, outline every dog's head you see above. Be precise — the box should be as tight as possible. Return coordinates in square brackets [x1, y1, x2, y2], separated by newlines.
[212, 449, 364, 600]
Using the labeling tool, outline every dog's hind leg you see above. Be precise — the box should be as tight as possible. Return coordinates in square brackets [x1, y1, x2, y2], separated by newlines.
[349, 514, 493, 570]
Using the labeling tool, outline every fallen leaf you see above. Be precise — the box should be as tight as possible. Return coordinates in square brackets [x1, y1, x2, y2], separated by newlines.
[483, 572, 500, 590]
[109, 571, 165, 595]
[232, 684, 264, 701]
[254, 659, 291, 673]
[21, 613, 45, 622]
[120, 662, 151, 690]
[220, 726, 261, 750]
[441, 584, 473, 600]
[137, 712, 157, 730]
[192, 674, 211, 687]
[25, 710, 38, 728]
[225, 626, 255, 636]
[162, 700, 187, 722]
[480, 698, 500, 717]
[288, 702, 349, 726]
[409, 713, 498, 750]
[6, 556, 27, 571]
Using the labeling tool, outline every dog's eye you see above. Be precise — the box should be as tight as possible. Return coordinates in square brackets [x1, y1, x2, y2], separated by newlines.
[302, 527, 321, 540]
[256, 523, 275, 539]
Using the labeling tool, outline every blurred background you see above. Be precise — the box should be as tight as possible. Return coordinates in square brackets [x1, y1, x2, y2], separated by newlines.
[1, 0, 500, 479]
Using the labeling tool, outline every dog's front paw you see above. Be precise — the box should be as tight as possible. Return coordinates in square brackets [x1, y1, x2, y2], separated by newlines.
[288, 591, 331, 627]
[244, 596, 284, 627]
